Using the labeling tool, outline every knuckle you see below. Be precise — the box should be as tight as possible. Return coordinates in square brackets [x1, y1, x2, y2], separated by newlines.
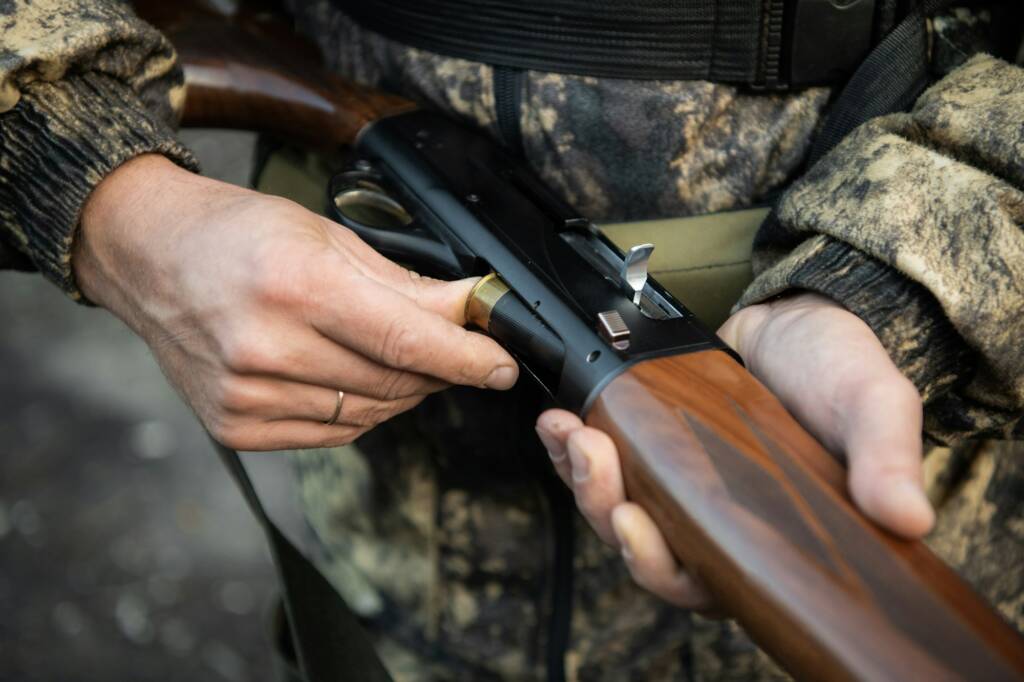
[851, 375, 922, 415]
[215, 375, 257, 413]
[855, 457, 917, 485]
[404, 267, 424, 291]
[894, 376, 923, 407]
[207, 415, 249, 450]
[403, 270, 440, 308]
[377, 369, 407, 401]
[358, 400, 396, 428]
[379, 319, 421, 370]
[248, 252, 321, 312]
[250, 259, 305, 307]
[581, 428, 616, 457]
[221, 334, 275, 374]
[454, 337, 488, 384]
[574, 490, 605, 525]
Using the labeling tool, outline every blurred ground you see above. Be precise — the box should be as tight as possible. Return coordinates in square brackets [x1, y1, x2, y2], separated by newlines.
[0, 130, 302, 682]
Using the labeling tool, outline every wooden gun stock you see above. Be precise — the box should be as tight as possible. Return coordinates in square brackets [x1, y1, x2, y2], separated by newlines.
[588, 351, 1024, 680]
[135, 0, 413, 148]
[136, 2, 1024, 679]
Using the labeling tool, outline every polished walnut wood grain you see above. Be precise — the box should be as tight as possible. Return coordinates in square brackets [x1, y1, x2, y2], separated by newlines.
[134, 0, 415, 148]
[588, 351, 1024, 681]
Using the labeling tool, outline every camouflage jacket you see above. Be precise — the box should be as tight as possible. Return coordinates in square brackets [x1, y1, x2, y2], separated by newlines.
[2, 1, 1023, 680]
[0, 0, 196, 296]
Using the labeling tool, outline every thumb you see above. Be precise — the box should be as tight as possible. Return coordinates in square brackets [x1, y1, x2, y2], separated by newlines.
[403, 275, 520, 390]
[841, 377, 935, 539]
[719, 295, 934, 539]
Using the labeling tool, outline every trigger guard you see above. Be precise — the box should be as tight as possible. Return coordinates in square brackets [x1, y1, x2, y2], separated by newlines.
[327, 169, 465, 278]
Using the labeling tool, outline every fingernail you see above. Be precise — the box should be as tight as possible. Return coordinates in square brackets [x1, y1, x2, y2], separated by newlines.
[484, 365, 517, 389]
[535, 426, 566, 463]
[872, 478, 935, 538]
[616, 530, 634, 561]
[893, 480, 935, 527]
[569, 446, 590, 483]
[891, 479, 926, 507]
[611, 512, 632, 559]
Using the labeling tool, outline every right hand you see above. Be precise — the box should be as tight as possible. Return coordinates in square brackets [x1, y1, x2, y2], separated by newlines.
[74, 154, 518, 450]
[536, 293, 932, 610]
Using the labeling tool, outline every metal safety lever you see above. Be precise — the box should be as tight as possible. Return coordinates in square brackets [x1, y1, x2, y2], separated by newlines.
[620, 243, 654, 306]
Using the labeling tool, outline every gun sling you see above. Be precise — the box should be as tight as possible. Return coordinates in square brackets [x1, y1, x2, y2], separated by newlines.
[214, 442, 395, 682]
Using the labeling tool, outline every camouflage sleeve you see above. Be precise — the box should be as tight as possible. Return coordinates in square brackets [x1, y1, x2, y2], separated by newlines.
[0, 0, 198, 299]
[737, 54, 1024, 443]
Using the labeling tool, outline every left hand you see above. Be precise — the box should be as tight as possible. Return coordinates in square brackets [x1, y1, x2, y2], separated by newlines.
[75, 155, 518, 452]
[535, 292, 934, 610]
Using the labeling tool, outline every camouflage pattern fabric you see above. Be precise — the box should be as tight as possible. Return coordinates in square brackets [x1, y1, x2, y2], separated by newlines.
[273, 5, 825, 678]
[0, 0, 196, 297]
[283, 0, 831, 223]
[739, 54, 1024, 444]
[926, 440, 1024, 632]
[288, 381, 701, 681]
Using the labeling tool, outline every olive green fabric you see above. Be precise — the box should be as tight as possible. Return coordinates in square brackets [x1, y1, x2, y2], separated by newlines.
[255, 145, 337, 215]
[602, 208, 767, 329]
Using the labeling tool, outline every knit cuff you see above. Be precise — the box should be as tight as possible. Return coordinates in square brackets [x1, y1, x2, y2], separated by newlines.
[736, 235, 1020, 442]
[0, 70, 199, 300]
[736, 56, 1024, 442]
[738, 235, 969, 398]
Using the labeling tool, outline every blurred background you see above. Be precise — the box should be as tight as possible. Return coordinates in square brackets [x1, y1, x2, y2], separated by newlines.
[0, 131, 303, 682]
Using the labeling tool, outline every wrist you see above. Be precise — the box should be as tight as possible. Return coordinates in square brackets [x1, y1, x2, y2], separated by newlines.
[719, 292, 844, 365]
[74, 154, 202, 310]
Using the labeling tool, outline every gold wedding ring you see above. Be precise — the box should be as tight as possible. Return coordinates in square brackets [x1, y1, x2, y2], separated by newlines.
[324, 390, 344, 426]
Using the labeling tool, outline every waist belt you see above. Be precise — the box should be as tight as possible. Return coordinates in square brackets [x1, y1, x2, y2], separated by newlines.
[331, 0, 882, 88]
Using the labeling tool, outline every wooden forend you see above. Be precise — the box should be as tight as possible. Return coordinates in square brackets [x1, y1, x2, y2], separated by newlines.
[587, 351, 1024, 681]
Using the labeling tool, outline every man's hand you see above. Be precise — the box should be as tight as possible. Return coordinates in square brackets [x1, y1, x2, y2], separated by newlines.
[535, 292, 933, 610]
[75, 154, 517, 450]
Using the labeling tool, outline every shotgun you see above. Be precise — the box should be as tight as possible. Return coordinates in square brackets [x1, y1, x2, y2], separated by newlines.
[135, 2, 1024, 679]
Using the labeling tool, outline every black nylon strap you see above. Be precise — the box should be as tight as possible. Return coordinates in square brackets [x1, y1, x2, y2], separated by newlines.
[807, 0, 952, 165]
[213, 441, 394, 682]
[756, 0, 952, 269]
[332, 0, 770, 83]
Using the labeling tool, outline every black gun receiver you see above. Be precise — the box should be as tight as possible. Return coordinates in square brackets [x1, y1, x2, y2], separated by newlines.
[329, 110, 730, 411]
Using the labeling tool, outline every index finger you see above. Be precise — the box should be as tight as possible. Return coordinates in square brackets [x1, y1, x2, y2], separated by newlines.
[312, 274, 519, 390]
